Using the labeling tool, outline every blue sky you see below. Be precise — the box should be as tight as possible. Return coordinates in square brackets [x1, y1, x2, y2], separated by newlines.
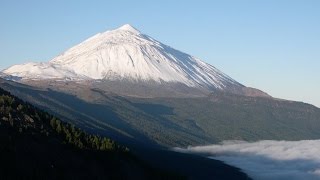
[0, 0, 319, 107]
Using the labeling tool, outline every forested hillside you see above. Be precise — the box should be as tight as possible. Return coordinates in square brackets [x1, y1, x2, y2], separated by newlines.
[0, 87, 183, 180]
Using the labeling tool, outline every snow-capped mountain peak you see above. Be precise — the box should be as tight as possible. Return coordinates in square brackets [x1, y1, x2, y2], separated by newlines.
[2, 24, 244, 91]
[117, 24, 140, 34]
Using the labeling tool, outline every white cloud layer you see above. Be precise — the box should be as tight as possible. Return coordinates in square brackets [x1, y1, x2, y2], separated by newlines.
[175, 140, 320, 180]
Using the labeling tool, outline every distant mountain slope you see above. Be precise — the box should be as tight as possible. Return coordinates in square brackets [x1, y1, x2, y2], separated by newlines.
[1, 79, 319, 148]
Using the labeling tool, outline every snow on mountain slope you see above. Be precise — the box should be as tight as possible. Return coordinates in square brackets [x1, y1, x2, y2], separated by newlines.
[2, 24, 243, 90]
[3, 62, 84, 80]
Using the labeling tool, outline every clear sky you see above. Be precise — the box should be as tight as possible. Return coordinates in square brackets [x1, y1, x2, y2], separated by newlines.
[0, 0, 319, 107]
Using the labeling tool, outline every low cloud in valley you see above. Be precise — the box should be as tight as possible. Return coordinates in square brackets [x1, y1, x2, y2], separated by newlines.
[175, 140, 320, 180]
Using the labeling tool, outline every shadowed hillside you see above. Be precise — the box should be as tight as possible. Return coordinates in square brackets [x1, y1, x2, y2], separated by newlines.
[0, 85, 251, 180]
[0, 87, 185, 180]
[1, 79, 320, 148]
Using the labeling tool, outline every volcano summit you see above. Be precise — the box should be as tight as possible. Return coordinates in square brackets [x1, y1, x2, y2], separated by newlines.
[2, 24, 268, 97]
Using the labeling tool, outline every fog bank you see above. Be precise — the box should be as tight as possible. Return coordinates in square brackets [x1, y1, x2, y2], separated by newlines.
[175, 140, 320, 180]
